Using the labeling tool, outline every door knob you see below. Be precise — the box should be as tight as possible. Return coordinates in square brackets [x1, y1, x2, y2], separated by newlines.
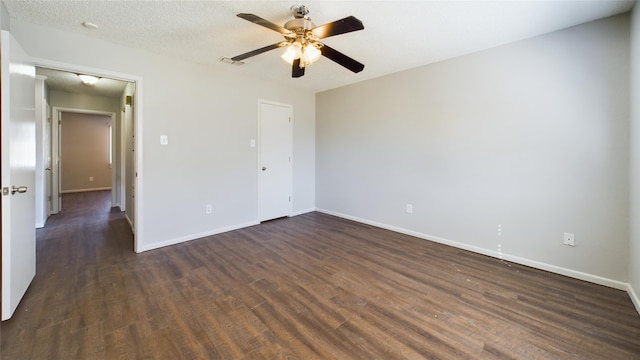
[262, 167, 267, 171]
[11, 186, 28, 195]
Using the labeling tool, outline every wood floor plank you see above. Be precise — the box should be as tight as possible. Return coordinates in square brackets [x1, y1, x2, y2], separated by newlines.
[2, 190, 639, 359]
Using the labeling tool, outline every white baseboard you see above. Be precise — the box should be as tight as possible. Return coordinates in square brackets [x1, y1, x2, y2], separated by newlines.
[316, 208, 630, 292]
[125, 213, 134, 231]
[136, 209, 315, 254]
[629, 283, 640, 315]
[290, 208, 316, 217]
[136, 220, 260, 253]
[61, 187, 111, 194]
[128, 208, 640, 315]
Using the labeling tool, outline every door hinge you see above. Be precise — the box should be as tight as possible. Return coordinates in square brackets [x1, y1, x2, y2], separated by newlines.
[289, 196, 291, 202]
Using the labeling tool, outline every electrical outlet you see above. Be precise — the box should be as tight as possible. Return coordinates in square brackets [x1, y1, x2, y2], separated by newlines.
[89, 176, 94, 182]
[406, 204, 413, 214]
[205, 204, 212, 214]
[563, 232, 575, 246]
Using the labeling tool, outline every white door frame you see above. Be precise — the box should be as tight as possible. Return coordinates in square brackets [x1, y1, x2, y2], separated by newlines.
[258, 99, 293, 221]
[52, 108, 116, 208]
[32, 57, 144, 252]
[35, 75, 49, 228]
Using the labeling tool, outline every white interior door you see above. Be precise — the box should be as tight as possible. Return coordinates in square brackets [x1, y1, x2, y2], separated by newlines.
[1, 30, 37, 320]
[258, 101, 291, 222]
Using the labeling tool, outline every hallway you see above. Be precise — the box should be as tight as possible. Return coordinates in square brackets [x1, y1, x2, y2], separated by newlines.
[2, 191, 134, 359]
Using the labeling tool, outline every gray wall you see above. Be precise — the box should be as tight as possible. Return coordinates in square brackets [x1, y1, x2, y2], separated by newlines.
[0, 1, 9, 31]
[629, 5, 640, 310]
[12, 20, 316, 252]
[50, 90, 120, 113]
[317, 14, 630, 285]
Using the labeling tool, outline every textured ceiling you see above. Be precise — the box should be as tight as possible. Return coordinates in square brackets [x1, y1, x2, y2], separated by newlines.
[5, 0, 635, 94]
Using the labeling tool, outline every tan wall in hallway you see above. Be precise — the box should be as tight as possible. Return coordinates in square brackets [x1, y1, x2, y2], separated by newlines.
[61, 112, 112, 192]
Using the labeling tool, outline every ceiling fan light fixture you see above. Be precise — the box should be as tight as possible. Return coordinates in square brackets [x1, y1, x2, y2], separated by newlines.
[281, 41, 303, 65]
[78, 74, 100, 86]
[300, 43, 321, 67]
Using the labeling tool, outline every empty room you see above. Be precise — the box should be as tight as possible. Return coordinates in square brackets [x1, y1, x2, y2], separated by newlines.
[2, 0, 640, 359]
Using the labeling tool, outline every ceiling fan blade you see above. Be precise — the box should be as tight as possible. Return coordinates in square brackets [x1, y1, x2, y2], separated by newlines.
[292, 59, 305, 78]
[231, 42, 288, 62]
[320, 45, 365, 73]
[312, 16, 364, 39]
[237, 13, 293, 35]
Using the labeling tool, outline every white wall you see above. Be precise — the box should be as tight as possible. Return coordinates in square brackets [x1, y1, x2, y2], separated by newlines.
[11, 20, 316, 252]
[629, 4, 640, 311]
[317, 14, 630, 285]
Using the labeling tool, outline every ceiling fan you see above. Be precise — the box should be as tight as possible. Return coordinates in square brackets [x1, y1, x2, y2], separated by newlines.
[230, 4, 365, 78]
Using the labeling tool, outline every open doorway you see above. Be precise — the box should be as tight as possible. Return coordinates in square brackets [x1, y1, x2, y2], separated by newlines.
[50, 108, 116, 214]
[35, 66, 138, 237]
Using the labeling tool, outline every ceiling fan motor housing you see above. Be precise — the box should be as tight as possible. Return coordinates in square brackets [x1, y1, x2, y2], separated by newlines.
[284, 18, 316, 34]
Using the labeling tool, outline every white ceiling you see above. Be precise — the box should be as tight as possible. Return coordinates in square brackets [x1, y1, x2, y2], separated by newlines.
[5, 0, 636, 94]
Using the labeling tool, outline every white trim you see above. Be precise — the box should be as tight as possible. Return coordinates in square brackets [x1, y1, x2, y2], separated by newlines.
[32, 57, 144, 253]
[119, 91, 128, 214]
[110, 120, 115, 206]
[125, 213, 134, 231]
[134, 80, 143, 253]
[61, 187, 111, 194]
[53, 108, 116, 202]
[137, 221, 260, 253]
[290, 208, 316, 217]
[316, 208, 630, 291]
[629, 284, 640, 315]
[30, 56, 138, 83]
[34, 76, 48, 229]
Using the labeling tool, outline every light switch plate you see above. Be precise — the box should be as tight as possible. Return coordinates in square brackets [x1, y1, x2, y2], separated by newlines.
[160, 135, 168, 145]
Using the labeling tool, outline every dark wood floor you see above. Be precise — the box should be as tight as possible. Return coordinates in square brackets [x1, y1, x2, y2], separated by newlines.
[2, 190, 640, 359]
